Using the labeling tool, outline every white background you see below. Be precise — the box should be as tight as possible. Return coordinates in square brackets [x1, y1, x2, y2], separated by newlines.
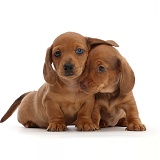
[0, 0, 160, 160]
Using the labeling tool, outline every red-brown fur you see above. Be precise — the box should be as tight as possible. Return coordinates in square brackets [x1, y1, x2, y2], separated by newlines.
[80, 42, 146, 131]
[0, 32, 110, 131]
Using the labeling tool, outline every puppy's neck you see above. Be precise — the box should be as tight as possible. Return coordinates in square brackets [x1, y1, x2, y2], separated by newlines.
[96, 89, 120, 101]
[107, 89, 120, 100]
[56, 76, 80, 90]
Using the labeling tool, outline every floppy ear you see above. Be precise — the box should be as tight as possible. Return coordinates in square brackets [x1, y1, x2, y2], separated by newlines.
[119, 57, 135, 94]
[106, 40, 119, 47]
[86, 37, 109, 50]
[43, 46, 57, 85]
[86, 38, 119, 49]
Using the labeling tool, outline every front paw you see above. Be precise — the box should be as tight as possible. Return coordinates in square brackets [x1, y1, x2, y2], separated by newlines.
[126, 123, 146, 131]
[47, 123, 67, 131]
[76, 120, 99, 131]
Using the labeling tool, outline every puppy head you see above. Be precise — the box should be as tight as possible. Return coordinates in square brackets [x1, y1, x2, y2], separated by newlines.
[80, 43, 135, 94]
[43, 32, 109, 85]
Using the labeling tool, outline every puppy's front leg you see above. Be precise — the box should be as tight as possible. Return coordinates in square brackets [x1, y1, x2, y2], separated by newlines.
[121, 96, 146, 131]
[76, 97, 99, 131]
[91, 105, 101, 129]
[45, 100, 66, 131]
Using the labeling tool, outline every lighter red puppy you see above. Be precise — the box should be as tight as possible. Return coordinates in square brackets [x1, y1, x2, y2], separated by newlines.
[0, 32, 108, 131]
[80, 42, 146, 131]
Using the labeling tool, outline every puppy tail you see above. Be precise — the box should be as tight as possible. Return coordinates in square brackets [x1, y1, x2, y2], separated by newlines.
[0, 92, 30, 123]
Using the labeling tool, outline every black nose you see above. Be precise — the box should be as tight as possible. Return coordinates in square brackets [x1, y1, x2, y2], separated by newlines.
[63, 63, 74, 76]
[63, 63, 74, 71]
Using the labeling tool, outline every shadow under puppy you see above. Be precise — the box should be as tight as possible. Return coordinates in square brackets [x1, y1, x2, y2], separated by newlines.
[80, 41, 146, 131]
[0, 32, 109, 131]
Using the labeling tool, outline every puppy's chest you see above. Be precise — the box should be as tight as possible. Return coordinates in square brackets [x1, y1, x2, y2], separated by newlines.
[60, 91, 85, 103]
[95, 93, 121, 110]
[57, 91, 88, 109]
[60, 94, 89, 124]
[97, 94, 125, 126]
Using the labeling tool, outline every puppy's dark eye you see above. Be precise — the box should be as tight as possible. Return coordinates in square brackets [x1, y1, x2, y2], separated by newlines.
[98, 66, 106, 73]
[76, 48, 84, 55]
[54, 51, 61, 57]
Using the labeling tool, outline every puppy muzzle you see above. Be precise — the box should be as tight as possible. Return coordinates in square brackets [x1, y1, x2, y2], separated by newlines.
[63, 63, 75, 76]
